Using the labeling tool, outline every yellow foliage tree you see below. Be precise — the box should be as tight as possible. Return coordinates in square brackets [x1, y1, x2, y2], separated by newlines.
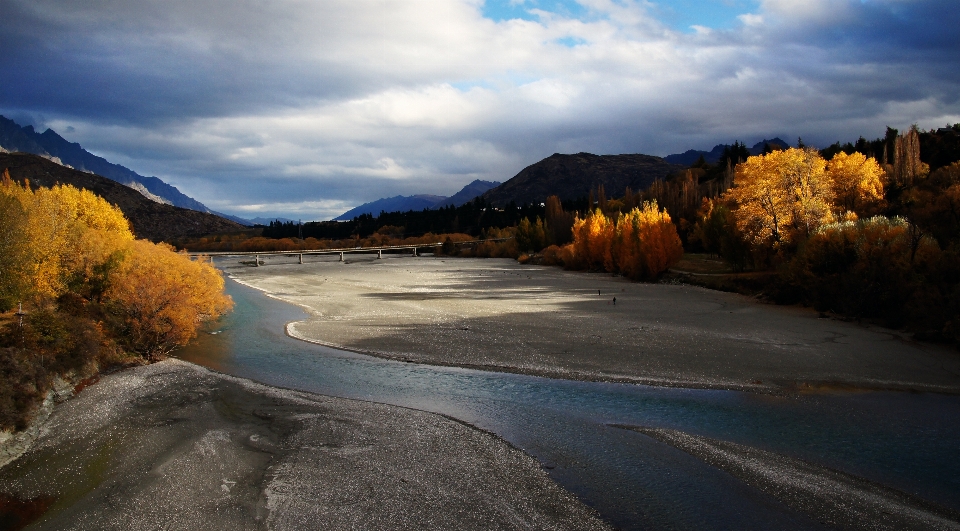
[0, 174, 31, 309]
[569, 202, 682, 279]
[826, 151, 885, 214]
[0, 173, 133, 302]
[725, 148, 835, 253]
[105, 240, 233, 360]
[571, 209, 614, 270]
[615, 202, 684, 280]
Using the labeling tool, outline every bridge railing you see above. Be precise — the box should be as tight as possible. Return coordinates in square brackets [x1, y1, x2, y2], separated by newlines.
[188, 238, 512, 265]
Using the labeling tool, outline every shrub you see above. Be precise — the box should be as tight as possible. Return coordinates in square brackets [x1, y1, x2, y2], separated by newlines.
[789, 216, 940, 325]
[105, 241, 233, 360]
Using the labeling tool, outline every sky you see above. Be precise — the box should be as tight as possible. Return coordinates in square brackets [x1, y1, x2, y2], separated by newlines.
[1, 0, 958, 220]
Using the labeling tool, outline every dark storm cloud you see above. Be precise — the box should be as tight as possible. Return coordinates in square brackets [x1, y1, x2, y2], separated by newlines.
[1, 0, 957, 219]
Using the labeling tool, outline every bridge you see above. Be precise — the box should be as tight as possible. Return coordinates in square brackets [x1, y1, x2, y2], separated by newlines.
[189, 238, 512, 266]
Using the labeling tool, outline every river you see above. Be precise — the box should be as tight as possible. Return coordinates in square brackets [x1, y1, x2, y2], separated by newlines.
[175, 276, 960, 530]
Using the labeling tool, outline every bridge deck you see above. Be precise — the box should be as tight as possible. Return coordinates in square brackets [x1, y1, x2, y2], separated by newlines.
[188, 238, 511, 265]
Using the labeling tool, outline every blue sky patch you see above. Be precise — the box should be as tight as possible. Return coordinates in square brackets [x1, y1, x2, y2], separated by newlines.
[482, 0, 759, 31]
[652, 0, 759, 32]
[482, 0, 590, 23]
[555, 36, 586, 47]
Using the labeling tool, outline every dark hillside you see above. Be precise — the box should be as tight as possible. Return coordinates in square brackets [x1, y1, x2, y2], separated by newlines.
[482, 153, 683, 206]
[0, 152, 242, 242]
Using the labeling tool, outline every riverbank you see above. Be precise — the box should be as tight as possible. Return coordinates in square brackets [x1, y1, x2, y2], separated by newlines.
[224, 254, 960, 394]
[0, 359, 609, 530]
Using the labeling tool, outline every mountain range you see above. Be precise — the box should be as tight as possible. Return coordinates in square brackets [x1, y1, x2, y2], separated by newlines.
[333, 180, 501, 221]
[481, 153, 683, 207]
[0, 115, 253, 226]
[1, 114, 795, 225]
[335, 139, 793, 218]
[664, 138, 790, 166]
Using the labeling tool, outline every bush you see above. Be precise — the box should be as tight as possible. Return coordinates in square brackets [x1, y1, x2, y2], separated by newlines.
[788, 216, 940, 326]
[0, 175, 233, 431]
[105, 241, 233, 360]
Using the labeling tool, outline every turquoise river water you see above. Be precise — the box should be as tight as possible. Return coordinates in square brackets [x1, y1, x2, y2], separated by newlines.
[175, 276, 960, 530]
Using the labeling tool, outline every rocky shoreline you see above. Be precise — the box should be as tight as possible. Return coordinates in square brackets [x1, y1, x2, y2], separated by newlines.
[0, 360, 609, 530]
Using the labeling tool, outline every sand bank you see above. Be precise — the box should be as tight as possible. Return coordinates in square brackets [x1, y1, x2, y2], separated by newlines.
[617, 426, 960, 530]
[225, 254, 960, 393]
[0, 360, 608, 530]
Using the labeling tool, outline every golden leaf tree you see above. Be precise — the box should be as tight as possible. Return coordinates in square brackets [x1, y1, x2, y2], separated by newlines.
[826, 151, 885, 214]
[569, 202, 682, 279]
[0, 173, 133, 303]
[571, 209, 614, 270]
[725, 148, 835, 253]
[614, 202, 683, 280]
[105, 240, 233, 360]
[0, 173, 31, 309]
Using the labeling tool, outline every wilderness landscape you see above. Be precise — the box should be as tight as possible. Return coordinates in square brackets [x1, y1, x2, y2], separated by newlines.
[2, 1, 960, 530]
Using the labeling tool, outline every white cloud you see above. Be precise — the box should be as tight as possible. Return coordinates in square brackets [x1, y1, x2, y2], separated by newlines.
[3, 0, 958, 220]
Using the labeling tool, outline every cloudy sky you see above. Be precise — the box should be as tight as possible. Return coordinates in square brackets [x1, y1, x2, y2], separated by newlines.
[2, 0, 957, 220]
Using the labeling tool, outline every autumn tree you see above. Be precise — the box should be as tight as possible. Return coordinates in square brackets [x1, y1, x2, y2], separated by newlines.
[0, 173, 31, 310]
[1, 174, 232, 360]
[724, 148, 835, 256]
[0, 173, 133, 304]
[105, 240, 233, 360]
[0, 174, 234, 429]
[568, 202, 682, 279]
[825, 151, 885, 214]
[614, 202, 683, 280]
[571, 209, 614, 270]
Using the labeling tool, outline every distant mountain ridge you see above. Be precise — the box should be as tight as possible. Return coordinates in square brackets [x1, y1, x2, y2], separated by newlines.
[481, 153, 682, 207]
[334, 195, 445, 221]
[0, 115, 253, 224]
[334, 179, 501, 221]
[664, 138, 790, 166]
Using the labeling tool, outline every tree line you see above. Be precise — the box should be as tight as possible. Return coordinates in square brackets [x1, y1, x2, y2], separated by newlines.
[0, 170, 232, 430]
[258, 197, 589, 241]
[688, 126, 960, 342]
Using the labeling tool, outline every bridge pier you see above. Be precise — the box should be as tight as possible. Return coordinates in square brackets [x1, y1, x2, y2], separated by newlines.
[339, 252, 344, 262]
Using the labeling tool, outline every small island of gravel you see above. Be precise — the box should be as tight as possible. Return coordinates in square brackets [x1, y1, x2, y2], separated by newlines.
[226, 254, 960, 394]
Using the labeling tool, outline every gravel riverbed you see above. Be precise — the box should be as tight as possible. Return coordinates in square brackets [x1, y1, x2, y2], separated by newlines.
[0, 360, 609, 530]
[227, 254, 960, 394]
